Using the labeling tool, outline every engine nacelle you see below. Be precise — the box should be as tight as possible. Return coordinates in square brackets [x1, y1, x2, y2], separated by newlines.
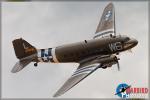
[96, 55, 118, 69]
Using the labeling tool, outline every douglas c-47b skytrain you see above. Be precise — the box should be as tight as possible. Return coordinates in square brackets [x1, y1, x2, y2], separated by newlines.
[11, 3, 138, 97]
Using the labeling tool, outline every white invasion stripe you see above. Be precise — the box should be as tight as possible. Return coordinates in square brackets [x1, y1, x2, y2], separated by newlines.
[72, 69, 93, 77]
[71, 63, 100, 77]
[96, 31, 114, 37]
[73, 67, 96, 75]
[75, 66, 95, 74]
[49, 56, 53, 58]
[45, 49, 48, 56]
[37, 50, 42, 62]
[72, 63, 100, 77]
[71, 63, 100, 78]
[51, 48, 59, 63]
[96, 29, 114, 35]
[71, 71, 91, 78]
[76, 63, 100, 73]
[94, 29, 114, 38]
[37, 49, 41, 58]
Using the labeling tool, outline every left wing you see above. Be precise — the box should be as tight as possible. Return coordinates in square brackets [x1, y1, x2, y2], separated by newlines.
[94, 3, 115, 39]
[53, 63, 101, 97]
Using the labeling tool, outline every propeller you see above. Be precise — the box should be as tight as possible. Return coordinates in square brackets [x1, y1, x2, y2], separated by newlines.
[117, 61, 120, 71]
[114, 55, 120, 71]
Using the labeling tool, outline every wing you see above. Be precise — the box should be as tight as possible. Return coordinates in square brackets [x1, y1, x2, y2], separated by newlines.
[94, 3, 115, 39]
[53, 63, 101, 97]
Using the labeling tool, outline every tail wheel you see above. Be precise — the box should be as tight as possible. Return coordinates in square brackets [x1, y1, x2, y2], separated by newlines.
[34, 63, 38, 67]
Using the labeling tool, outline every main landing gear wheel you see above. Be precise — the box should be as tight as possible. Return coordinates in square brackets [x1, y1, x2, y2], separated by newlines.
[34, 63, 38, 67]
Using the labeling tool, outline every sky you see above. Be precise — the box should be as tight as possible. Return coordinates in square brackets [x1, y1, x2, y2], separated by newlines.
[2, 1, 149, 98]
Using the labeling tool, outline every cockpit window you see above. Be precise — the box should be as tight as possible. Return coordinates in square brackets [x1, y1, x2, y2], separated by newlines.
[124, 37, 130, 42]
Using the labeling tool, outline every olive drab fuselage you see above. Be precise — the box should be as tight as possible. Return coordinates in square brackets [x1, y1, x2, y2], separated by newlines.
[36, 35, 135, 63]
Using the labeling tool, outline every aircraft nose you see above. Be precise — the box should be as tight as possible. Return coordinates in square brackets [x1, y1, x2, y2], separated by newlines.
[135, 39, 138, 45]
[131, 38, 138, 46]
[124, 38, 138, 50]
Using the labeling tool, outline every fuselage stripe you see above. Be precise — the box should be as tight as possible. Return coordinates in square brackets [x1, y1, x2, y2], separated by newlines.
[51, 48, 59, 63]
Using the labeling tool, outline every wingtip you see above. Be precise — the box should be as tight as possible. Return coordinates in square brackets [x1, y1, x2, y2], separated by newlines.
[11, 70, 16, 73]
[11, 69, 19, 73]
[53, 90, 65, 97]
[11, 67, 19, 73]
[53, 93, 61, 98]
[108, 2, 114, 7]
[108, 1, 113, 4]
[11, 65, 21, 73]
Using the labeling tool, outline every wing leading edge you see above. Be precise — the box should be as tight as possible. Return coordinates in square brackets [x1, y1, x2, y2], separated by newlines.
[53, 63, 101, 97]
[94, 3, 115, 39]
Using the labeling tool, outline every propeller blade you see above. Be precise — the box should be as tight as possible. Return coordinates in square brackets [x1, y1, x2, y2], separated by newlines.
[117, 61, 120, 71]
[114, 55, 120, 71]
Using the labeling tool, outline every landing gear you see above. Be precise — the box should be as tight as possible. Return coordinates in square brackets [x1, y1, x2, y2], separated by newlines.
[116, 52, 119, 55]
[101, 65, 107, 69]
[110, 34, 116, 38]
[102, 66, 107, 69]
[34, 63, 38, 67]
[110, 34, 113, 37]
[113, 35, 116, 38]
[84, 40, 87, 43]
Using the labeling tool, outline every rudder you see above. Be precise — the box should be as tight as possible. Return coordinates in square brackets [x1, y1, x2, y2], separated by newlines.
[12, 38, 37, 59]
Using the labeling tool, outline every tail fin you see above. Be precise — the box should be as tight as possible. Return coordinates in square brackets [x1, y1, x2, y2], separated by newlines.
[12, 38, 37, 59]
[12, 38, 37, 73]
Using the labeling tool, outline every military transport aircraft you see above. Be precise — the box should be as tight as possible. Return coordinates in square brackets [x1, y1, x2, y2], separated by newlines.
[11, 3, 138, 97]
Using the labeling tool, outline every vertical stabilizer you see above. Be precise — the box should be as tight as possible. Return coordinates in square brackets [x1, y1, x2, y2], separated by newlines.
[12, 38, 37, 73]
[12, 38, 37, 59]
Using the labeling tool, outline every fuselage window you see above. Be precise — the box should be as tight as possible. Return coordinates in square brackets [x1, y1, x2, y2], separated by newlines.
[124, 37, 130, 42]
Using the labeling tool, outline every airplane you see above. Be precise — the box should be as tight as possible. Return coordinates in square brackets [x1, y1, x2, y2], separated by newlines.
[11, 3, 138, 97]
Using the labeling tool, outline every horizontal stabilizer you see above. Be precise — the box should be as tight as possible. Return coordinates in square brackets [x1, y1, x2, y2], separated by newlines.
[11, 54, 36, 73]
[11, 60, 31, 73]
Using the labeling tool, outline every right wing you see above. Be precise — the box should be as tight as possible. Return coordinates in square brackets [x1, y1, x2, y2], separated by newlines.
[53, 54, 117, 97]
[94, 3, 116, 39]
[53, 62, 101, 97]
